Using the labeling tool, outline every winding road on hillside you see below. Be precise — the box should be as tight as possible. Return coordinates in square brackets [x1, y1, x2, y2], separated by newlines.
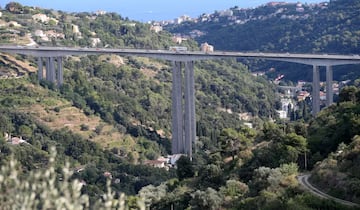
[297, 174, 360, 208]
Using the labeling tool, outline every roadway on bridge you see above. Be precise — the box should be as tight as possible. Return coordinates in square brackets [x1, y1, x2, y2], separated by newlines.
[1, 45, 360, 65]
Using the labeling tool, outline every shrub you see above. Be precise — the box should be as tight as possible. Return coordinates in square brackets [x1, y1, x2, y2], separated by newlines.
[0, 147, 145, 210]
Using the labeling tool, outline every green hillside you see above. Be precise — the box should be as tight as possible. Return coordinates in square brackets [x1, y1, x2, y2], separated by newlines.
[0, 2, 279, 207]
[0, 2, 279, 151]
[309, 85, 360, 204]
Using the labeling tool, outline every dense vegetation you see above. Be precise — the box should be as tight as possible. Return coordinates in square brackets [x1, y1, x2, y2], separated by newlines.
[309, 85, 360, 204]
[0, 1, 360, 209]
[0, 1, 279, 207]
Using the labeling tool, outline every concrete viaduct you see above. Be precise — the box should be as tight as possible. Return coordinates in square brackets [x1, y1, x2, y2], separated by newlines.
[0, 45, 360, 159]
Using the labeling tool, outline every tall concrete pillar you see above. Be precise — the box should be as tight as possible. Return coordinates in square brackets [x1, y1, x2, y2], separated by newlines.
[45, 57, 50, 81]
[49, 57, 56, 83]
[326, 65, 333, 107]
[184, 61, 195, 159]
[171, 61, 183, 154]
[37, 57, 43, 80]
[312, 65, 320, 115]
[57, 57, 63, 86]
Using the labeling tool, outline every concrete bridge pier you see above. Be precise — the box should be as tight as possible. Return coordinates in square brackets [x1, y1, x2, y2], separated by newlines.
[45, 57, 50, 81]
[326, 65, 333, 106]
[49, 57, 56, 83]
[57, 57, 63, 86]
[184, 61, 195, 159]
[171, 61, 196, 159]
[172, 61, 184, 155]
[38, 56, 63, 86]
[312, 65, 320, 115]
[37, 57, 43, 80]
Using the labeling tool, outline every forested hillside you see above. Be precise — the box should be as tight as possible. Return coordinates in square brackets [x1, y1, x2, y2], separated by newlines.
[166, 0, 360, 81]
[0, 2, 279, 207]
[309, 85, 360, 204]
[0, 2, 279, 151]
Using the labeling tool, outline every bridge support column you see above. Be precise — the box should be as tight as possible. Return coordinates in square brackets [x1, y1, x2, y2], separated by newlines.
[171, 61, 196, 159]
[49, 57, 56, 83]
[172, 61, 183, 155]
[57, 57, 63, 86]
[45, 57, 50, 81]
[184, 61, 195, 160]
[326, 65, 333, 107]
[312, 65, 320, 115]
[37, 57, 43, 80]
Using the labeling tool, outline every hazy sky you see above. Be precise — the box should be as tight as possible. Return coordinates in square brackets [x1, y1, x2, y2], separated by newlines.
[2, 0, 327, 22]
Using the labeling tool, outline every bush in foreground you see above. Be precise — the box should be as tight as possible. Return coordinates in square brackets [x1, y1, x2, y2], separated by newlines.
[0, 147, 145, 210]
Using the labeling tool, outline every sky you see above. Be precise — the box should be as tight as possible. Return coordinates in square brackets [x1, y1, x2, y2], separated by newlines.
[2, 0, 327, 22]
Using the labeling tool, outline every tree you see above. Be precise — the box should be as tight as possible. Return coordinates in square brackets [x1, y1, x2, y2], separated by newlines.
[0, 114, 14, 134]
[18, 125, 33, 139]
[176, 156, 194, 180]
[190, 188, 223, 210]
[339, 86, 358, 103]
[138, 184, 167, 208]
[5, 2, 23, 13]
[219, 128, 252, 160]
[220, 179, 249, 199]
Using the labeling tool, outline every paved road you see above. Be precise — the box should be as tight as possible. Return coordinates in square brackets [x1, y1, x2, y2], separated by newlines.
[297, 174, 360, 207]
[1, 45, 360, 65]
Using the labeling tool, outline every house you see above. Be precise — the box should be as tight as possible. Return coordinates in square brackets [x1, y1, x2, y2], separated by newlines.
[174, 15, 192, 24]
[239, 112, 253, 121]
[172, 36, 183, 44]
[143, 160, 166, 168]
[32, 14, 50, 23]
[71, 24, 81, 35]
[200, 42, 214, 52]
[4, 133, 28, 145]
[150, 25, 163, 33]
[219, 10, 233, 17]
[297, 91, 310, 101]
[277, 110, 287, 119]
[189, 30, 205, 38]
[168, 154, 182, 166]
[34, 29, 48, 41]
[34, 29, 45, 37]
[267, 2, 287, 7]
[44, 30, 65, 39]
[90, 38, 101, 47]
[95, 10, 107, 16]
[244, 122, 253, 129]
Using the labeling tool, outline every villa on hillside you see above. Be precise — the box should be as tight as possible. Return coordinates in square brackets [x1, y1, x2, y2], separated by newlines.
[4, 133, 28, 145]
[200, 42, 214, 52]
[32, 14, 49, 23]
